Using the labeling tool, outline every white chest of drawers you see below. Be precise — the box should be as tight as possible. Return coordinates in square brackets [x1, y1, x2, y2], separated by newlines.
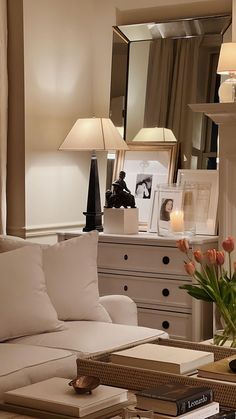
[57, 231, 218, 342]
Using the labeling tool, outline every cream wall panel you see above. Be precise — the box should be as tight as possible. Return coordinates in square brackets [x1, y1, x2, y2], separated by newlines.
[23, 0, 94, 230]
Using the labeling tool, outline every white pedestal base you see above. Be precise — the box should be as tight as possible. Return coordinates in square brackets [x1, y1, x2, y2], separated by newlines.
[103, 208, 139, 234]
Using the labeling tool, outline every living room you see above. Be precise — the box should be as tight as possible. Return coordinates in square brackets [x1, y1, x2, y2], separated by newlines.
[1, 0, 236, 418]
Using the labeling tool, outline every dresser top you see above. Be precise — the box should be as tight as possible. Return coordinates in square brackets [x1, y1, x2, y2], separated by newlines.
[57, 230, 218, 247]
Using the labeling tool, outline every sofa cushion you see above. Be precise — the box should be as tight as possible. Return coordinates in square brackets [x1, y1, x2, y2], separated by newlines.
[0, 246, 64, 342]
[42, 231, 111, 322]
[10, 321, 168, 357]
[0, 234, 49, 253]
[0, 344, 76, 401]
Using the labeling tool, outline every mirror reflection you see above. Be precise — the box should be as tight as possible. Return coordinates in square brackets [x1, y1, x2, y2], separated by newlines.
[109, 14, 231, 170]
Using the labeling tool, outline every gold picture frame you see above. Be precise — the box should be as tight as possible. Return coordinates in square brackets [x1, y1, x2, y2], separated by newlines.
[113, 142, 178, 230]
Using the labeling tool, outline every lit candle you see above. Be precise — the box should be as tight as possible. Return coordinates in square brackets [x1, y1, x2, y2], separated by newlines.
[170, 210, 184, 232]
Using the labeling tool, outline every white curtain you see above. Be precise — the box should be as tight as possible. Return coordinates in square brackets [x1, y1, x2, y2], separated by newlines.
[0, 0, 7, 234]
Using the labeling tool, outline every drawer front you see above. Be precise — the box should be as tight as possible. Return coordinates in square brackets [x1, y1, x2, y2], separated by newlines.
[137, 308, 192, 340]
[98, 243, 186, 275]
[98, 274, 191, 309]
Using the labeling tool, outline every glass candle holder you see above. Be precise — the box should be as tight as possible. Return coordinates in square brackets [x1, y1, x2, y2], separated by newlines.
[157, 184, 197, 237]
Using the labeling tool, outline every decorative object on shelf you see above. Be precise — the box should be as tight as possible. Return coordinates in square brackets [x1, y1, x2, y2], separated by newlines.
[177, 236, 236, 347]
[114, 141, 178, 230]
[103, 207, 139, 234]
[217, 42, 236, 103]
[105, 171, 136, 209]
[177, 169, 219, 235]
[68, 375, 100, 395]
[152, 184, 197, 237]
[59, 118, 128, 232]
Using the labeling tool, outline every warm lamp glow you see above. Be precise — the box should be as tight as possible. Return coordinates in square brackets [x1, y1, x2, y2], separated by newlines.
[59, 118, 128, 232]
[217, 43, 236, 74]
[133, 127, 177, 142]
[217, 43, 236, 103]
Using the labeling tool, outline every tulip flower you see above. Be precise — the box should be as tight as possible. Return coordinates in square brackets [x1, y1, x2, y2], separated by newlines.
[222, 236, 234, 253]
[206, 249, 217, 264]
[184, 261, 196, 276]
[216, 251, 224, 266]
[193, 249, 203, 263]
[176, 238, 189, 254]
[177, 236, 236, 347]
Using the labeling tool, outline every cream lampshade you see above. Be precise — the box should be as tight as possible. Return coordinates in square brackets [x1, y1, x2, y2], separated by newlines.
[217, 42, 236, 103]
[59, 118, 128, 232]
[132, 127, 177, 142]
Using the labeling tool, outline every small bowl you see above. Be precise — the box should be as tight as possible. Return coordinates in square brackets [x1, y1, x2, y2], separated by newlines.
[229, 358, 236, 373]
[68, 376, 100, 394]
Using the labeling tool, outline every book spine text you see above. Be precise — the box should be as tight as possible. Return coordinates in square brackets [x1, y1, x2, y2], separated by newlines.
[177, 390, 214, 415]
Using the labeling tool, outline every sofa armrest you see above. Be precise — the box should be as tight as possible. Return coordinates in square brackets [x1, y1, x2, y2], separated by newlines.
[99, 295, 138, 326]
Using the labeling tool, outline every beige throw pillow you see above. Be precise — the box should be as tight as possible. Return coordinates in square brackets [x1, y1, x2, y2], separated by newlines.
[43, 231, 112, 322]
[0, 235, 49, 253]
[0, 246, 64, 342]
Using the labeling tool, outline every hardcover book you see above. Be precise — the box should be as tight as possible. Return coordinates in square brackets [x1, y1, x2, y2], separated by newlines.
[207, 410, 236, 419]
[197, 356, 236, 383]
[153, 401, 219, 419]
[3, 377, 128, 417]
[135, 383, 214, 416]
[110, 343, 214, 374]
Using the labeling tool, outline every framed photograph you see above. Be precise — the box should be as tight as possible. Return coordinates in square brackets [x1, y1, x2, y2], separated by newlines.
[177, 169, 219, 235]
[114, 142, 178, 230]
[148, 185, 184, 236]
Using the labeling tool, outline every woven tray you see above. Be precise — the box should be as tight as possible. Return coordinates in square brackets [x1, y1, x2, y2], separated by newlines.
[76, 338, 236, 409]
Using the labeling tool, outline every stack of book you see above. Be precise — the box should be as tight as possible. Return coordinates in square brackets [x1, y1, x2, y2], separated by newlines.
[135, 383, 219, 419]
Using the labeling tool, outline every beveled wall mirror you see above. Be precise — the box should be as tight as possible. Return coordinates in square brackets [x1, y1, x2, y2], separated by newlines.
[109, 14, 231, 171]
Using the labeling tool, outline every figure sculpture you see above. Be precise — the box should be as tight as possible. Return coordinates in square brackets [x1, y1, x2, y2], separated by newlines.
[105, 171, 136, 209]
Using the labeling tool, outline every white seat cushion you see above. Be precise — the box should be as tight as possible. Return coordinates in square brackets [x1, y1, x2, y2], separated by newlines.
[0, 344, 76, 401]
[10, 322, 168, 357]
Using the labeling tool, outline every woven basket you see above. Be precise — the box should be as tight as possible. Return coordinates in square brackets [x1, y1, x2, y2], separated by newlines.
[77, 338, 236, 409]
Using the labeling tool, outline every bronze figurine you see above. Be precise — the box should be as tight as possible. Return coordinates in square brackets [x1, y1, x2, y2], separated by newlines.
[105, 171, 136, 209]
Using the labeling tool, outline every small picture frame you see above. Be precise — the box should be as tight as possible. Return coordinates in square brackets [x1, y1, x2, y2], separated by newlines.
[114, 142, 177, 230]
[148, 185, 184, 235]
[177, 169, 219, 235]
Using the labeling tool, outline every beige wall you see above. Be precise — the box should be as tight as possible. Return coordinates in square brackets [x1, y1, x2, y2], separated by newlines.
[7, 0, 233, 241]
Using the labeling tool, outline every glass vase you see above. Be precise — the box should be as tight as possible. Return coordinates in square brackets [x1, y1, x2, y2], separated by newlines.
[213, 308, 236, 348]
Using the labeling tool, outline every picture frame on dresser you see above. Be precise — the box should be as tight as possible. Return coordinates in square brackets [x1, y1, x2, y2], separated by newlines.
[114, 142, 178, 230]
[177, 169, 219, 235]
[148, 185, 184, 234]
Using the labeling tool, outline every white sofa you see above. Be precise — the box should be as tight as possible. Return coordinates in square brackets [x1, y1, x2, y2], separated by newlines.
[0, 233, 168, 401]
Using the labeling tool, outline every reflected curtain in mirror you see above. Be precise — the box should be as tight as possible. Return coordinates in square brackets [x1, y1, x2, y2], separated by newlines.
[144, 37, 202, 167]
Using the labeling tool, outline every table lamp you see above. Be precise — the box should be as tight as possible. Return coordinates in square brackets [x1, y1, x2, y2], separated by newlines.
[217, 42, 236, 103]
[133, 127, 177, 142]
[59, 118, 128, 232]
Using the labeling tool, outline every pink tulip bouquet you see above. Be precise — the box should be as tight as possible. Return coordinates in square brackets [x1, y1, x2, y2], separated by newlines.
[177, 236, 236, 347]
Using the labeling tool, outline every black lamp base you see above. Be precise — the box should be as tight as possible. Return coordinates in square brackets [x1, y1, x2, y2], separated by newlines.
[82, 212, 103, 232]
[83, 153, 103, 233]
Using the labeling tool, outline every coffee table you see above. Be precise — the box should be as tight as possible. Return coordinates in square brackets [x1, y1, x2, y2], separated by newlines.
[76, 338, 236, 410]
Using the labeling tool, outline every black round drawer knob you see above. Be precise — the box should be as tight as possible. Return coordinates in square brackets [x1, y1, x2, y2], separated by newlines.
[162, 288, 170, 297]
[124, 285, 128, 291]
[124, 254, 128, 260]
[162, 256, 170, 265]
[162, 321, 170, 329]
